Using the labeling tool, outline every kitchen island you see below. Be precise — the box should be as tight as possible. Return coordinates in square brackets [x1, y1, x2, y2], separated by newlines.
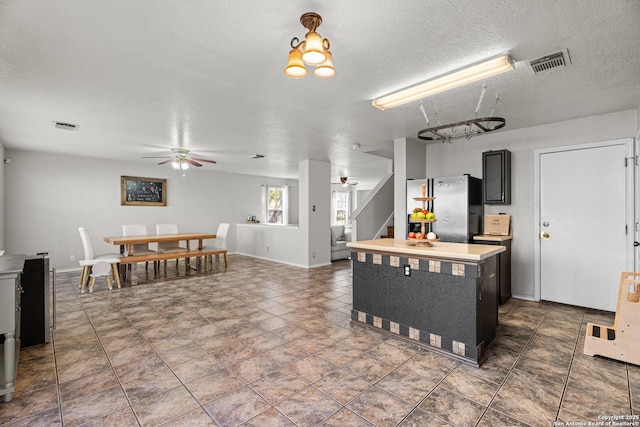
[1, 255, 26, 402]
[347, 239, 505, 366]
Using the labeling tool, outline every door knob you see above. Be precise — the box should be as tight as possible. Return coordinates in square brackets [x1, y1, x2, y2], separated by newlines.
[540, 231, 551, 240]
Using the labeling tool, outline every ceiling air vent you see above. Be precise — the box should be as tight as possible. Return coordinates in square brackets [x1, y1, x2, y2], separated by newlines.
[53, 121, 79, 131]
[527, 49, 571, 75]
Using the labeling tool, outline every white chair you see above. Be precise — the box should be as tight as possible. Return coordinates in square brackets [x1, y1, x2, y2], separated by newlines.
[122, 224, 157, 273]
[87, 261, 113, 293]
[78, 227, 121, 291]
[79, 227, 121, 260]
[156, 223, 185, 274]
[202, 223, 229, 267]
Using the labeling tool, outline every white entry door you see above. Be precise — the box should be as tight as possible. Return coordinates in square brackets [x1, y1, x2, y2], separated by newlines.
[535, 139, 634, 312]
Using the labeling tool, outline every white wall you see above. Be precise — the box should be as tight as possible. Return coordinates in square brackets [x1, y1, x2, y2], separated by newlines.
[355, 189, 369, 209]
[299, 159, 331, 267]
[235, 159, 331, 268]
[236, 224, 307, 267]
[0, 143, 5, 250]
[425, 109, 638, 300]
[4, 149, 298, 270]
[637, 105, 640, 140]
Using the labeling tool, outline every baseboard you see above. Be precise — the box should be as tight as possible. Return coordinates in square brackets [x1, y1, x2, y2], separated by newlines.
[235, 252, 330, 269]
[511, 293, 537, 302]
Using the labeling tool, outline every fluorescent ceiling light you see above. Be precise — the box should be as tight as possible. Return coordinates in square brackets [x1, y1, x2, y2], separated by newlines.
[372, 54, 514, 110]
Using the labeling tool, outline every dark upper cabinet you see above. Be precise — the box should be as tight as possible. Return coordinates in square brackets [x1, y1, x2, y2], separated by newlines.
[483, 149, 511, 204]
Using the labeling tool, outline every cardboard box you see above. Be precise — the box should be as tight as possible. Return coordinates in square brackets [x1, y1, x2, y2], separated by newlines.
[484, 214, 510, 236]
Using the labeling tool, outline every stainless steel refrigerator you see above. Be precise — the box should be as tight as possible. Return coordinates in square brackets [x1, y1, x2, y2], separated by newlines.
[407, 175, 483, 242]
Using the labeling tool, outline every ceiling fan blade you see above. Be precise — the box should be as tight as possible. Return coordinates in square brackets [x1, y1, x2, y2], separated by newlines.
[187, 159, 203, 167]
[157, 159, 173, 165]
[143, 156, 172, 159]
[142, 149, 175, 156]
[190, 157, 216, 164]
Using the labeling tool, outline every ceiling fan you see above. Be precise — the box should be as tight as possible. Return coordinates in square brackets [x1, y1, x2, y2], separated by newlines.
[142, 147, 216, 170]
[332, 176, 359, 187]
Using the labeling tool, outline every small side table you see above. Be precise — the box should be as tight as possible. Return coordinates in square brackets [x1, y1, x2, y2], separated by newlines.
[473, 234, 512, 304]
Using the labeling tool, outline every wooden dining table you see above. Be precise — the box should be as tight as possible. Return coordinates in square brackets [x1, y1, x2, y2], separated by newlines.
[103, 232, 217, 284]
[104, 232, 217, 255]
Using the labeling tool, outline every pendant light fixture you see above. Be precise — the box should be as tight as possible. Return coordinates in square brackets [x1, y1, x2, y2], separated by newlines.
[284, 12, 336, 79]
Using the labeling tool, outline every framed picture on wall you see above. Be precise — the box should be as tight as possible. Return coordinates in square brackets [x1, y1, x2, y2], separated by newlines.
[121, 176, 166, 206]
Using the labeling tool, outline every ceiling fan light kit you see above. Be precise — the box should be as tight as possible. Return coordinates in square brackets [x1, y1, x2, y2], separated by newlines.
[332, 176, 358, 187]
[371, 54, 514, 110]
[285, 12, 336, 79]
[171, 160, 189, 170]
[142, 147, 216, 176]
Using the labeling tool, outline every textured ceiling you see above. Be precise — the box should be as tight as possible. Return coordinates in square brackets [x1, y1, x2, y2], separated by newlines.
[0, 0, 639, 189]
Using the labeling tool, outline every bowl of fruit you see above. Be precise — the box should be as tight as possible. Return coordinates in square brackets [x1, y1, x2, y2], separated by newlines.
[410, 208, 436, 222]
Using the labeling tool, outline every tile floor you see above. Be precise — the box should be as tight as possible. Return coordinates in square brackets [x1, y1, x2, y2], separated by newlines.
[1, 255, 638, 426]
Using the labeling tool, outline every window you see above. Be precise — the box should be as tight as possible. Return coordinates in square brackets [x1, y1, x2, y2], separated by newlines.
[262, 185, 289, 225]
[332, 191, 350, 225]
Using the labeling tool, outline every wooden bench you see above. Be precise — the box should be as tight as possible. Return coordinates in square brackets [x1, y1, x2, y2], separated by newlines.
[119, 249, 227, 285]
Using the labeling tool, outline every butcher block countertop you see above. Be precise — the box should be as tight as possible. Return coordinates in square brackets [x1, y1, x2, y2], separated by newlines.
[347, 239, 505, 262]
